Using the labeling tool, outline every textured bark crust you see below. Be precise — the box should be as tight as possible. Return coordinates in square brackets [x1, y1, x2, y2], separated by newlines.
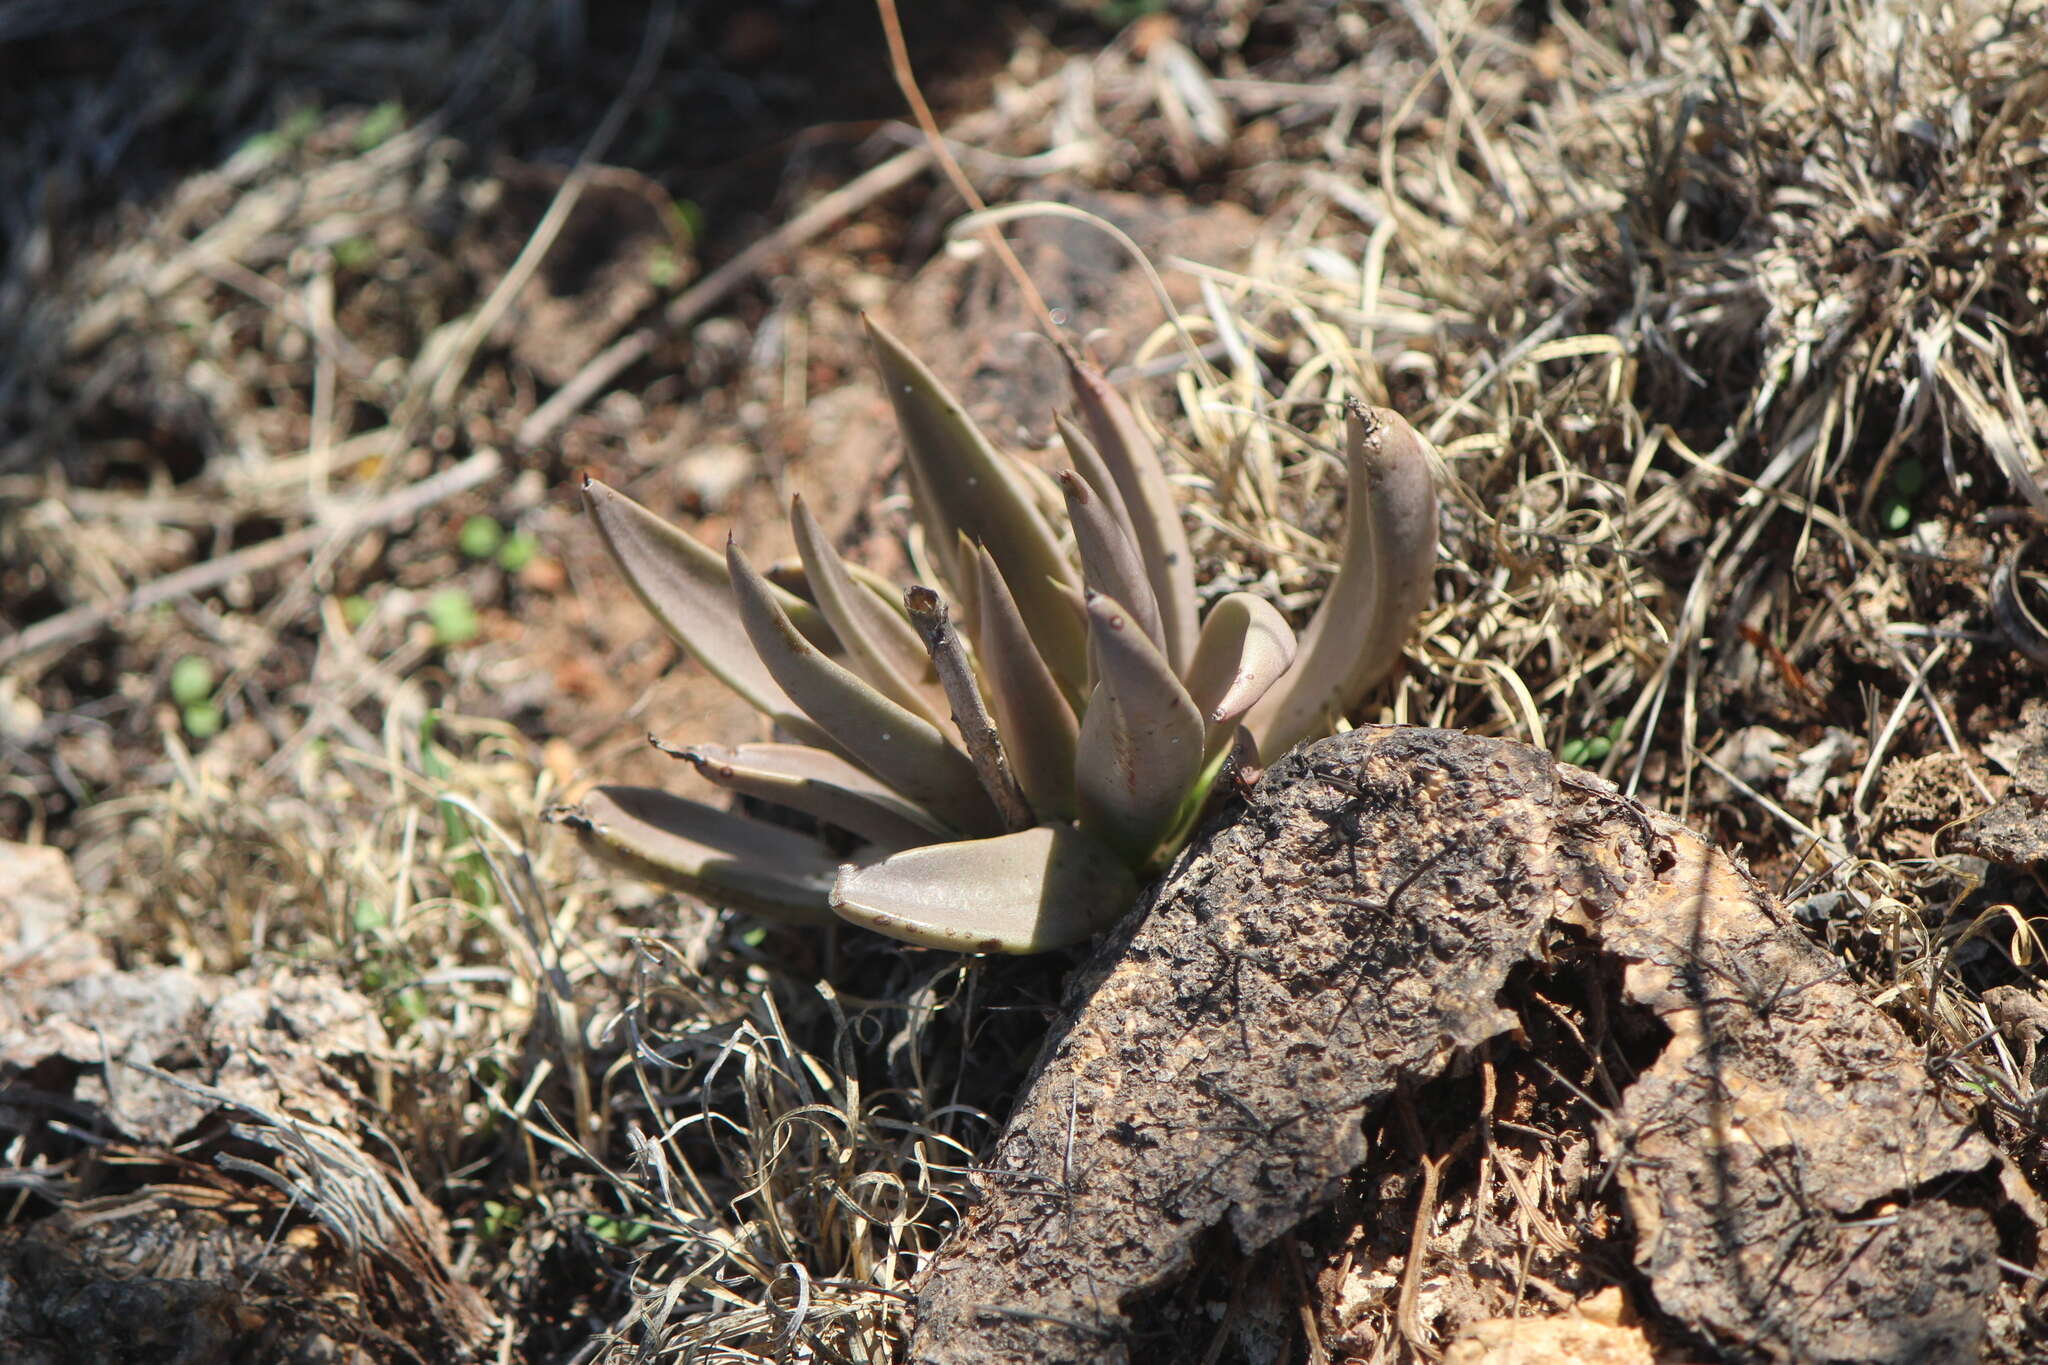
[1601, 810, 1998, 1363]
[908, 727, 1999, 1365]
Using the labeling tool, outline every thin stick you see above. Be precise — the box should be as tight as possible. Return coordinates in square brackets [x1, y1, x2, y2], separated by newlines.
[1, 447, 503, 670]
[904, 585, 1033, 831]
[1393, 1083, 1473, 1359]
[516, 50, 1069, 449]
[425, 1, 674, 414]
[515, 143, 935, 450]
[873, 0, 1069, 353]
[1851, 639, 1947, 817]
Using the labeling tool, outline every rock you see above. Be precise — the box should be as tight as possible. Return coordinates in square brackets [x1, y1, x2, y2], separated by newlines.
[1950, 698, 2048, 866]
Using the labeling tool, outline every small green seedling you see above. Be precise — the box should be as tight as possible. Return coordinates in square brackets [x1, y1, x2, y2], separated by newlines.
[459, 515, 504, 560]
[1879, 457, 1927, 532]
[170, 655, 214, 706]
[426, 588, 480, 646]
[585, 1214, 653, 1247]
[478, 1200, 524, 1243]
[646, 246, 682, 290]
[352, 897, 388, 934]
[332, 236, 377, 273]
[1560, 717, 1625, 767]
[496, 530, 540, 573]
[353, 100, 404, 152]
[171, 656, 221, 738]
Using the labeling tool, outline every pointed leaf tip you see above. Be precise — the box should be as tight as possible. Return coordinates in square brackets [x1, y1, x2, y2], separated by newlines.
[866, 316, 1089, 697]
[726, 538, 1001, 833]
[551, 785, 839, 923]
[1062, 466, 1166, 656]
[581, 478, 835, 750]
[677, 742, 950, 850]
[1074, 590, 1203, 865]
[1066, 356, 1198, 673]
[788, 491, 948, 728]
[970, 545, 1080, 823]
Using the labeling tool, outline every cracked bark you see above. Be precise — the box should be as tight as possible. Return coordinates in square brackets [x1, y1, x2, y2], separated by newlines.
[908, 727, 2000, 1365]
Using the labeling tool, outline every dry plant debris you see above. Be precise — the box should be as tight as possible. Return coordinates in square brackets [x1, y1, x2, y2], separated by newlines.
[0, 838, 492, 1359]
[1951, 698, 2048, 868]
[1441, 1288, 1655, 1365]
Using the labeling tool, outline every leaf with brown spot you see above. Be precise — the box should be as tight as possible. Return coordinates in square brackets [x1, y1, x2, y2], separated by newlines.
[674, 742, 949, 850]
[550, 786, 840, 923]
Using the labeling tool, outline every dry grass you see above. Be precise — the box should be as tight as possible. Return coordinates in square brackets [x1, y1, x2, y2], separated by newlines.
[4, 0, 2046, 1360]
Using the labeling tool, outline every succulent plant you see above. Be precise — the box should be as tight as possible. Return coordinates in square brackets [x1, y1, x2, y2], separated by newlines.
[551, 318, 1439, 953]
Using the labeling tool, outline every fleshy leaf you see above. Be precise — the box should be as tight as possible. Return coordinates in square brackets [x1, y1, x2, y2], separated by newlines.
[551, 785, 838, 923]
[789, 494, 948, 728]
[847, 559, 917, 619]
[1056, 412, 1140, 554]
[726, 539, 1002, 835]
[1074, 590, 1204, 866]
[676, 742, 949, 850]
[1060, 469, 1164, 657]
[867, 316, 1089, 697]
[1049, 577, 1095, 705]
[1003, 447, 1071, 526]
[583, 478, 835, 749]
[830, 824, 1137, 952]
[972, 546, 1080, 823]
[949, 529, 981, 639]
[763, 559, 815, 603]
[1182, 592, 1297, 760]
[1067, 356, 1199, 674]
[899, 448, 960, 589]
[1244, 404, 1439, 759]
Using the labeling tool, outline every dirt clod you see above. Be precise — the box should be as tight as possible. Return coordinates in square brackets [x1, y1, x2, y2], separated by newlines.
[1952, 699, 2048, 868]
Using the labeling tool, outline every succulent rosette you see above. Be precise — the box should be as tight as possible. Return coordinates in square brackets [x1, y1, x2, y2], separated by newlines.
[553, 319, 1438, 952]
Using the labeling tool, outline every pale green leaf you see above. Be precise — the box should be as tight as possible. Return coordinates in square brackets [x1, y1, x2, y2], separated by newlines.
[971, 546, 1080, 823]
[830, 824, 1136, 952]
[867, 317, 1088, 697]
[1244, 405, 1438, 759]
[1066, 356, 1198, 673]
[1056, 412, 1140, 553]
[789, 494, 948, 728]
[677, 742, 951, 850]
[727, 539, 1002, 835]
[949, 529, 981, 640]
[583, 478, 835, 749]
[1060, 468, 1164, 657]
[1182, 592, 1296, 760]
[552, 785, 838, 923]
